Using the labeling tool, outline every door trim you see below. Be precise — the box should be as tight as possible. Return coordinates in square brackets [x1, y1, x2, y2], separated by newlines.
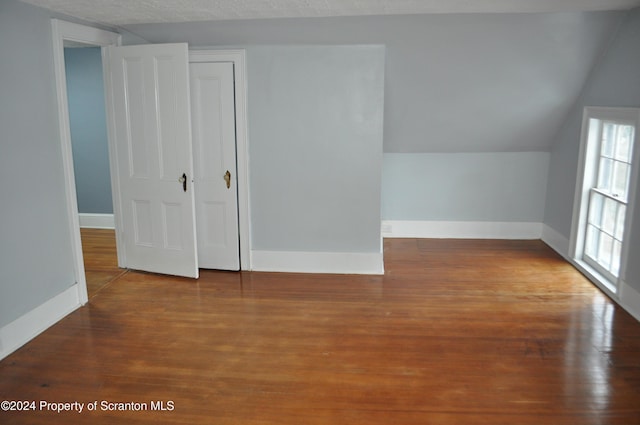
[51, 19, 121, 304]
[189, 50, 251, 270]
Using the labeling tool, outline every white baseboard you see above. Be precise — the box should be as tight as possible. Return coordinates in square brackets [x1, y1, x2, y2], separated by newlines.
[619, 280, 640, 323]
[79, 213, 115, 229]
[541, 224, 570, 259]
[0, 284, 82, 360]
[381, 220, 542, 239]
[541, 224, 615, 296]
[540, 224, 640, 323]
[251, 250, 384, 275]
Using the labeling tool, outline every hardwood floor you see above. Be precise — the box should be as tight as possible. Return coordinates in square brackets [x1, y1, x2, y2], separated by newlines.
[80, 228, 126, 298]
[2, 238, 640, 424]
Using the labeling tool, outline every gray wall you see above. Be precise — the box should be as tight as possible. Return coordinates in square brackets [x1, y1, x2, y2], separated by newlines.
[0, 0, 76, 327]
[383, 153, 549, 222]
[64, 47, 113, 214]
[123, 12, 620, 226]
[248, 46, 385, 253]
[544, 8, 640, 289]
[124, 12, 622, 153]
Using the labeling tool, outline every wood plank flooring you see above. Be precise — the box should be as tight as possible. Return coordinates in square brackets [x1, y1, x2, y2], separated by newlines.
[2, 237, 640, 424]
[80, 228, 126, 298]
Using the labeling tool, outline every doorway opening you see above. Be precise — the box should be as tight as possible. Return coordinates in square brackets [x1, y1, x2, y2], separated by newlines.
[53, 21, 252, 299]
[63, 44, 124, 297]
[52, 19, 121, 304]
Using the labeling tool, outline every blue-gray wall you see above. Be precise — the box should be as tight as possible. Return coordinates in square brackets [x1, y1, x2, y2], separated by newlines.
[544, 8, 640, 291]
[248, 45, 385, 253]
[124, 12, 620, 226]
[64, 47, 113, 214]
[125, 12, 621, 153]
[0, 0, 76, 328]
[383, 153, 549, 222]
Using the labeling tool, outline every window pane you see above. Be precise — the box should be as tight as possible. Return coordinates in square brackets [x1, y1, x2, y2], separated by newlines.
[612, 240, 622, 277]
[585, 224, 599, 258]
[615, 204, 626, 240]
[581, 115, 636, 283]
[613, 161, 630, 200]
[601, 198, 617, 235]
[588, 191, 604, 227]
[598, 232, 614, 270]
[615, 125, 634, 162]
[601, 122, 616, 158]
[597, 158, 613, 192]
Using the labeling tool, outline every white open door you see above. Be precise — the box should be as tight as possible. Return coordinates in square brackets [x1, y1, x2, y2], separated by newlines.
[190, 62, 240, 270]
[107, 43, 198, 278]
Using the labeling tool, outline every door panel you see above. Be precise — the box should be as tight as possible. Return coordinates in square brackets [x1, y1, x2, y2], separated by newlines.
[190, 62, 240, 270]
[108, 43, 198, 278]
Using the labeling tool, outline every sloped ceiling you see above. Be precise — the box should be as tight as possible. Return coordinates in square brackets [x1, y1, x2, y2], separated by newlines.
[124, 12, 624, 152]
[21, 0, 635, 152]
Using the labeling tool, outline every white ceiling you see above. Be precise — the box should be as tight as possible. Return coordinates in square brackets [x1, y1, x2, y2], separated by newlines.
[18, 0, 640, 25]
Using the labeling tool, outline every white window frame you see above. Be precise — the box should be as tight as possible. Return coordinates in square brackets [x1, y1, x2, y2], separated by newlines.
[583, 189, 626, 282]
[570, 107, 640, 296]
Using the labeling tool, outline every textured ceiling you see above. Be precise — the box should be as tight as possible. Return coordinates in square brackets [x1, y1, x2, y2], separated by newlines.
[18, 0, 640, 25]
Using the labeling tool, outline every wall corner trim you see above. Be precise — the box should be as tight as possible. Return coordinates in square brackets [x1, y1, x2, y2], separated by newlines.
[79, 213, 115, 229]
[0, 284, 81, 361]
[620, 280, 640, 323]
[541, 224, 640, 324]
[541, 224, 571, 259]
[381, 220, 542, 240]
[251, 250, 384, 275]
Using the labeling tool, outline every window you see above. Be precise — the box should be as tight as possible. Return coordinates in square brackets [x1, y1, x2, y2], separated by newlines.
[572, 108, 640, 293]
[584, 121, 634, 279]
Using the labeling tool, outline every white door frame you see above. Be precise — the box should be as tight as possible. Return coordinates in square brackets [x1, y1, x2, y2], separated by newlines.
[51, 19, 121, 305]
[189, 50, 251, 271]
[53, 27, 253, 287]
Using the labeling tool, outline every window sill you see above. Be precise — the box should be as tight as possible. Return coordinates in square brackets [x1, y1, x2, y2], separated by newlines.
[572, 259, 618, 298]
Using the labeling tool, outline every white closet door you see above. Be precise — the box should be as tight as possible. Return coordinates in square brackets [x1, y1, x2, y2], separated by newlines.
[190, 62, 240, 270]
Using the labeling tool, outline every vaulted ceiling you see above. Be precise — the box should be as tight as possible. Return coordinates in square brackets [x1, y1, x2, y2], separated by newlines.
[123, 11, 627, 152]
[17, 0, 640, 25]
[19, 0, 638, 152]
